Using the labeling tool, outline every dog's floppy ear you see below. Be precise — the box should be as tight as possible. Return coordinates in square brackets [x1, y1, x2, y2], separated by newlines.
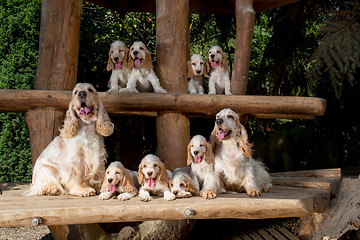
[143, 47, 154, 70]
[204, 141, 215, 164]
[137, 162, 145, 186]
[127, 49, 134, 70]
[106, 48, 114, 71]
[158, 160, 170, 186]
[220, 50, 229, 72]
[236, 123, 253, 158]
[185, 176, 199, 195]
[121, 168, 136, 194]
[60, 100, 79, 138]
[123, 45, 129, 68]
[187, 60, 194, 79]
[95, 97, 114, 137]
[209, 128, 221, 153]
[187, 143, 193, 166]
[206, 55, 211, 75]
[100, 172, 110, 193]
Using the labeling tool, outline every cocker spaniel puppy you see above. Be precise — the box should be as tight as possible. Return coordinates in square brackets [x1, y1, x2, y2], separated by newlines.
[210, 108, 272, 196]
[137, 154, 175, 201]
[98, 161, 139, 200]
[26, 83, 114, 197]
[187, 135, 225, 199]
[170, 167, 199, 198]
[188, 54, 207, 94]
[206, 46, 232, 95]
[120, 41, 167, 93]
[106, 40, 130, 92]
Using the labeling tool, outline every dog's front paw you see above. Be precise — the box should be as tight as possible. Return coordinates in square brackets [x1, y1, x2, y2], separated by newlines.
[154, 88, 167, 94]
[139, 191, 152, 202]
[247, 188, 260, 197]
[98, 192, 113, 200]
[70, 187, 96, 197]
[164, 191, 176, 201]
[184, 192, 192, 198]
[118, 192, 133, 201]
[119, 88, 139, 93]
[201, 190, 216, 199]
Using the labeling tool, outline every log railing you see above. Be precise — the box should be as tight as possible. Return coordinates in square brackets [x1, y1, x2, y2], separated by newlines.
[0, 89, 326, 119]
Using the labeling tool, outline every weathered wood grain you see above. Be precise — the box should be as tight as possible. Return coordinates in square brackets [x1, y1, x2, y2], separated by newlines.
[0, 90, 326, 118]
[0, 183, 324, 227]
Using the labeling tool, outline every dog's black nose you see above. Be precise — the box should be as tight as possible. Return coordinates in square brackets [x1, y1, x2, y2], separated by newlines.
[173, 191, 178, 195]
[147, 172, 153, 177]
[108, 178, 113, 183]
[197, 70, 201, 74]
[211, 54, 215, 58]
[194, 151, 199, 155]
[133, 50, 138, 55]
[78, 91, 87, 98]
[216, 119, 223, 125]
[114, 57, 118, 61]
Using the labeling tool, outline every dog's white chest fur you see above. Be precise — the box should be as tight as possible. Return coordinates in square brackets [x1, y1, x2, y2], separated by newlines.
[130, 68, 153, 91]
[191, 161, 212, 186]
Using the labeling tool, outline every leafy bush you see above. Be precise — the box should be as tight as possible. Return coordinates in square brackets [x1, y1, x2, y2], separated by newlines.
[0, 0, 40, 182]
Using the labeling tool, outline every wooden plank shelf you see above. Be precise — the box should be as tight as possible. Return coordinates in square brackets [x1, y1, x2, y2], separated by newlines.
[0, 89, 326, 119]
[0, 183, 330, 227]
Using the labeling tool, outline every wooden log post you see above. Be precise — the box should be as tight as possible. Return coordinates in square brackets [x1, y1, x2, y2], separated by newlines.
[25, 0, 82, 166]
[156, 0, 190, 170]
[231, 0, 255, 95]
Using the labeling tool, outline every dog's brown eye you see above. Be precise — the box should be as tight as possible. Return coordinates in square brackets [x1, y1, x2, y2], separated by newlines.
[74, 90, 78, 95]
[180, 183, 185, 187]
[200, 144, 204, 147]
[140, 47, 144, 50]
[217, 50, 220, 53]
[192, 63, 196, 66]
[228, 115, 234, 120]
[153, 164, 158, 168]
[200, 62, 204, 65]
[170, 183, 173, 187]
[115, 171, 120, 175]
[106, 171, 109, 174]
[143, 164, 146, 168]
[88, 88, 94, 93]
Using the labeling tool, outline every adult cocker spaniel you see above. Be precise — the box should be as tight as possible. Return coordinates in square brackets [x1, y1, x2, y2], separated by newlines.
[98, 161, 139, 200]
[210, 108, 272, 196]
[206, 46, 232, 95]
[120, 41, 167, 93]
[106, 40, 130, 92]
[25, 83, 114, 197]
[187, 135, 225, 199]
[137, 154, 175, 201]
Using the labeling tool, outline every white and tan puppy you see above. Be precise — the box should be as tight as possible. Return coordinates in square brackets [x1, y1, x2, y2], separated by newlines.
[137, 154, 175, 201]
[206, 46, 232, 95]
[170, 167, 199, 198]
[188, 53, 207, 94]
[98, 161, 139, 200]
[120, 41, 167, 93]
[106, 40, 130, 92]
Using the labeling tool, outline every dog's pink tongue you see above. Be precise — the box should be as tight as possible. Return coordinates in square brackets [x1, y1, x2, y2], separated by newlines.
[115, 62, 122, 69]
[217, 130, 226, 140]
[134, 59, 141, 67]
[80, 107, 91, 116]
[109, 185, 116, 193]
[147, 178, 155, 188]
[195, 156, 202, 164]
[211, 61, 217, 68]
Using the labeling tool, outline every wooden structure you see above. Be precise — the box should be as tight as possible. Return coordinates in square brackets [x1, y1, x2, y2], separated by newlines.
[0, 0, 334, 239]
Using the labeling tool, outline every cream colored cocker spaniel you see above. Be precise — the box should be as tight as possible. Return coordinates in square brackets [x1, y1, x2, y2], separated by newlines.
[206, 46, 232, 95]
[98, 161, 139, 200]
[106, 40, 130, 92]
[169, 167, 199, 198]
[210, 108, 272, 196]
[188, 54, 207, 94]
[120, 41, 167, 93]
[187, 135, 225, 199]
[25, 83, 114, 197]
[137, 154, 175, 201]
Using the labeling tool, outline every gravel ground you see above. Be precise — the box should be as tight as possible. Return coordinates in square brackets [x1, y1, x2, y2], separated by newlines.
[0, 226, 53, 240]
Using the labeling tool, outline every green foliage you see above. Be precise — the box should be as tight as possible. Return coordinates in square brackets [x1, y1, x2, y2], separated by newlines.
[0, 0, 40, 182]
[309, 1, 360, 96]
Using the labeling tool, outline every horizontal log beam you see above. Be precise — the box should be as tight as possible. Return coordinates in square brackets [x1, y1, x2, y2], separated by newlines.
[0, 89, 326, 118]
